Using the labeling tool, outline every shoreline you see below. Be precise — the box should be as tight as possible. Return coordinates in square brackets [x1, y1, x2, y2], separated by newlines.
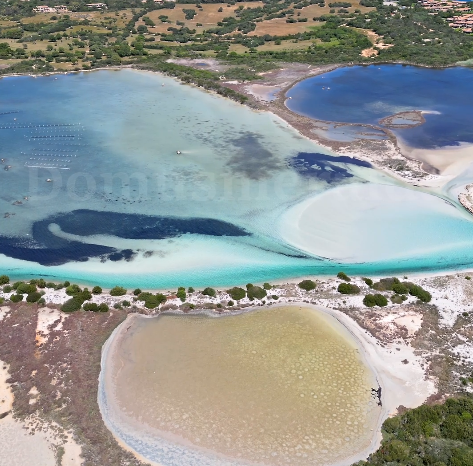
[98, 302, 433, 466]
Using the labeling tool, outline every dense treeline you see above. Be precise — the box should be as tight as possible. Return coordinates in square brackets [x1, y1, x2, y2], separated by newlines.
[355, 396, 473, 466]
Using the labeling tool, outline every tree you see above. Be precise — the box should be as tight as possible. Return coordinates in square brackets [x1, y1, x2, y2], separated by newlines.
[338, 283, 360, 294]
[227, 287, 246, 300]
[202, 287, 216, 297]
[110, 286, 126, 296]
[92, 286, 102, 294]
[298, 279, 316, 291]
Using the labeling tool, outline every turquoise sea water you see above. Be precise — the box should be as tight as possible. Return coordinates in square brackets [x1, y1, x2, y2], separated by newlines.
[1, 68, 473, 288]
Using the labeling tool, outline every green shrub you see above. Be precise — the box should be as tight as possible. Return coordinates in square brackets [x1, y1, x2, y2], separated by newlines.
[110, 286, 126, 296]
[337, 271, 350, 282]
[78, 289, 92, 301]
[16, 283, 36, 294]
[228, 300, 234, 306]
[55, 283, 64, 290]
[37, 279, 46, 288]
[133, 288, 142, 295]
[64, 281, 70, 287]
[202, 287, 216, 297]
[3, 285, 12, 293]
[362, 277, 373, 287]
[46, 282, 56, 288]
[227, 287, 246, 300]
[66, 284, 81, 296]
[176, 287, 186, 302]
[37, 298, 45, 305]
[98, 303, 109, 312]
[392, 282, 409, 295]
[137, 292, 167, 309]
[247, 285, 266, 300]
[10, 294, 23, 303]
[92, 286, 102, 294]
[188, 287, 195, 293]
[26, 291, 42, 303]
[372, 277, 399, 291]
[271, 295, 279, 300]
[122, 300, 131, 307]
[391, 294, 404, 304]
[83, 303, 99, 312]
[0, 275, 9, 285]
[338, 283, 360, 294]
[61, 297, 83, 312]
[114, 303, 122, 309]
[298, 279, 316, 291]
[405, 283, 432, 303]
[263, 282, 272, 290]
[363, 293, 388, 307]
[0, 297, 4, 304]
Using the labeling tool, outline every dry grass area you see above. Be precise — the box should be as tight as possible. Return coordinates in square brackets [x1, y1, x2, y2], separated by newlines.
[143, 2, 264, 34]
[250, 0, 374, 36]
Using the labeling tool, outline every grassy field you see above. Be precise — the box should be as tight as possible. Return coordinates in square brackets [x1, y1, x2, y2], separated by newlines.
[138, 1, 374, 37]
[142, 2, 265, 34]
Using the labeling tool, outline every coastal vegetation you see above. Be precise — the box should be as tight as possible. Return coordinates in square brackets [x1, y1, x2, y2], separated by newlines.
[337, 271, 351, 281]
[298, 279, 316, 291]
[356, 396, 473, 466]
[338, 282, 360, 294]
[0, 0, 471, 82]
[363, 293, 388, 307]
[227, 286, 247, 300]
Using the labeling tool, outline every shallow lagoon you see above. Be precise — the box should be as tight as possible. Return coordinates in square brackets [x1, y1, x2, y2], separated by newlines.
[99, 305, 381, 466]
[286, 65, 473, 149]
[2, 68, 473, 287]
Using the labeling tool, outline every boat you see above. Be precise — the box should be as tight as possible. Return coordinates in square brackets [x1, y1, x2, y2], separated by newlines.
[176, 150, 182, 155]
[46, 179, 52, 182]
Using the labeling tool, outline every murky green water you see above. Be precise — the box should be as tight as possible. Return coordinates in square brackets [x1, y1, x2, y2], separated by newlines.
[104, 305, 380, 465]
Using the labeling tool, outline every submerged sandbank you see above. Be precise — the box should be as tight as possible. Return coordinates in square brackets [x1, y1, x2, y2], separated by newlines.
[279, 183, 473, 263]
[98, 303, 434, 466]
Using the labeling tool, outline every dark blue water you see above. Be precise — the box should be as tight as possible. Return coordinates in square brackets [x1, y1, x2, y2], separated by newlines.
[286, 65, 473, 149]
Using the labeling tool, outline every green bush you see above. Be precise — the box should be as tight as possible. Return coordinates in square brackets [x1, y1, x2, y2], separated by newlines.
[0, 275, 9, 285]
[338, 283, 360, 294]
[271, 295, 279, 300]
[337, 271, 350, 282]
[3, 285, 12, 293]
[176, 287, 186, 302]
[298, 279, 316, 291]
[363, 293, 388, 307]
[92, 286, 102, 294]
[78, 289, 92, 301]
[83, 303, 99, 312]
[227, 287, 246, 300]
[372, 277, 399, 291]
[133, 288, 142, 295]
[202, 287, 216, 297]
[391, 294, 404, 304]
[66, 284, 81, 296]
[37, 279, 46, 288]
[98, 303, 109, 312]
[122, 300, 131, 307]
[362, 277, 373, 287]
[263, 282, 272, 290]
[64, 281, 70, 287]
[137, 292, 167, 309]
[37, 298, 46, 305]
[188, 287, 195, 293]
[110, 286, 126, 296]
[114, 303, 122, 309]
[61, 297, 83, 312]
[16, 283, 36, 294]
[405, 283, 432, 303]
[10, 294, 23, 303]
[46, 282, 56, 288]
[26, 291, 42, 303]
[228, 300, 234, 306]
[392, 282, 409, 295]
[247, 285, 266, 300]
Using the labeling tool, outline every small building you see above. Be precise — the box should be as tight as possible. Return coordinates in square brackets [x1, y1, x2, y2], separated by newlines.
[86, 3, 108, 8]
[33, 5, 57, 13]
